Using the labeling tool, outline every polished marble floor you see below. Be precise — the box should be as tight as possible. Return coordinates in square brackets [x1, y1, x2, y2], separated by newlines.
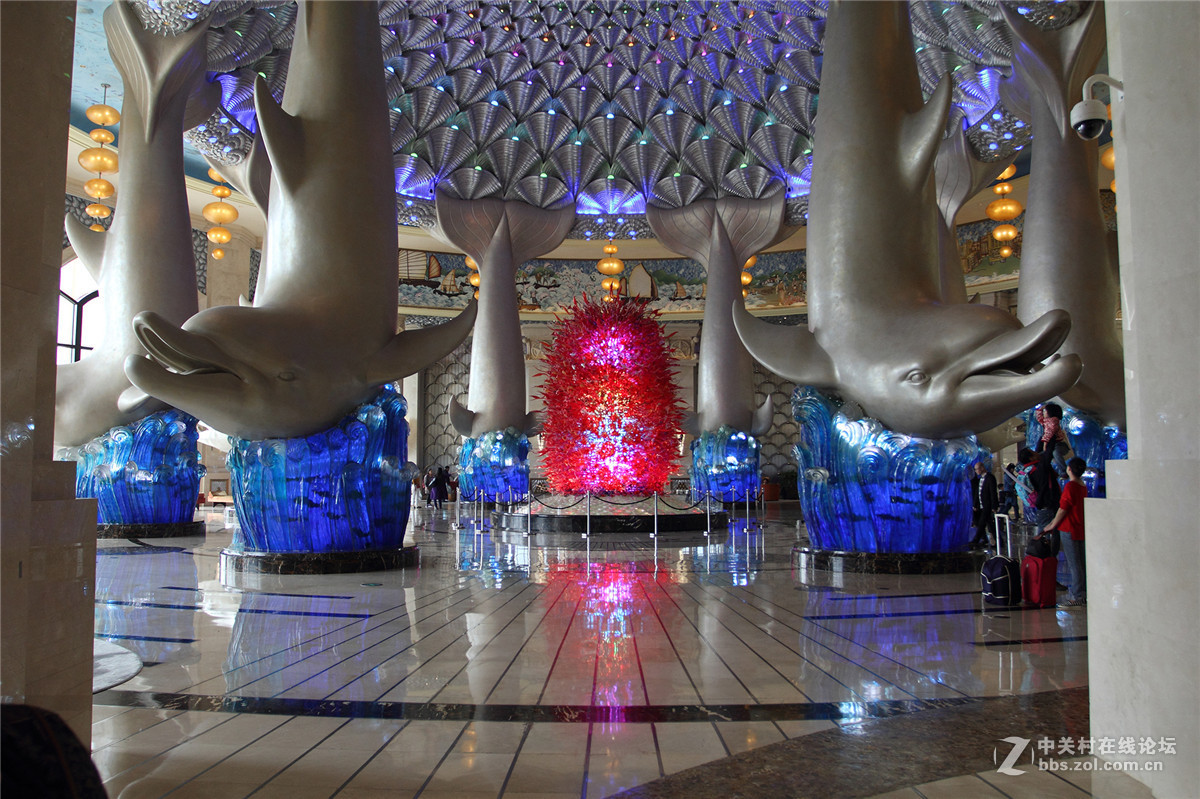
[92, 501, 1096, 798]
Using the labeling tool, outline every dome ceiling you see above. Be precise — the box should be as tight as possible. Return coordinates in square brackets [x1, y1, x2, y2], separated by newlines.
[99, 0, 1079, 241]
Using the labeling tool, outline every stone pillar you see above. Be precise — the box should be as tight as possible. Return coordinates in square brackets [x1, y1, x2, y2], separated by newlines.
[0, 1, 99, 742]
[199, 223, 256, 310]
[1089, 3, 1200, 796]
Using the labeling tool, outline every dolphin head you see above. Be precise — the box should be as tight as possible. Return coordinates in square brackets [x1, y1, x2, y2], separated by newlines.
[840, 306, 1083, 439]
[123, 306, 366, 440]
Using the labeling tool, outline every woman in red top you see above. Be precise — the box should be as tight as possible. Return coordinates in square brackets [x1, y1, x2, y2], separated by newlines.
[1043, 456, 1088, 608]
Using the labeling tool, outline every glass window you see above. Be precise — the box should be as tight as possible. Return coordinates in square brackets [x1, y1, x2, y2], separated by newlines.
[58, 257, 105, 362]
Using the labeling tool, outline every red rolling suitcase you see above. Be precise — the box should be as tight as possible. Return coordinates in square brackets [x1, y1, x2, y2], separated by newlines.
[1021, 552, 1058, 608]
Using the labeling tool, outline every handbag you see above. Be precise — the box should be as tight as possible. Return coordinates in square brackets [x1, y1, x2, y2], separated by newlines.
[1026, 530, 1060, 558]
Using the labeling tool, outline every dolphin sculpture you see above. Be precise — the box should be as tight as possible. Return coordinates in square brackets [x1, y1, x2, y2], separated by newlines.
[648, 193, 786, 437]
[54, 1, 216, 449]
[432, 193, 575, 438]
[734, 0, 1082, 440]
[123, 1, 476, 440]
[1001, 2, 1126, 429]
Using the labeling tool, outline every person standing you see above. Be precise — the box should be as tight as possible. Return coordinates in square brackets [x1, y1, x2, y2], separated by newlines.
[1042, 456, 1088, 608]
[431, 466, 450, 510]
[1029, 445, 1062, 534]
[970, 462, 999, 548]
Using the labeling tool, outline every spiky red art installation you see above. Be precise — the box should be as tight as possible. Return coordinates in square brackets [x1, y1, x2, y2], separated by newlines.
[540, 297, 684, 495]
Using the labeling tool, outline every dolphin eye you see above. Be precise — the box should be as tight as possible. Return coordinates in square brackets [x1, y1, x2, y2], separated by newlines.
[905, 369, 929, 386]
[278, 371, 296, 382]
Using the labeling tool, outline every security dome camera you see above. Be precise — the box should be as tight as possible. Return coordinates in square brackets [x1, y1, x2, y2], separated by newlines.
[1072, 73, 1124, 141]
[1070, 97, 1109, 140]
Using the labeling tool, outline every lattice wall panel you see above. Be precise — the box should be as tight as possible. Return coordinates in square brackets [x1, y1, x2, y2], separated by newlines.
[420, 339, 471, 471]
[754, 365, 798, 479]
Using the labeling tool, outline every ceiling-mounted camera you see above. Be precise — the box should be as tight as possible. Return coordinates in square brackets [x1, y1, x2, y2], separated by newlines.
[1071, 74, 1124, 140]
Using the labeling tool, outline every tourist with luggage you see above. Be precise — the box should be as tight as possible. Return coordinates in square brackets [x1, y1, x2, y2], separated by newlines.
[1041, 456, 1088, 608]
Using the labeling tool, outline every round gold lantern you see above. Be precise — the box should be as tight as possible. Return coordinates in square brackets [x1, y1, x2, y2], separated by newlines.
[986, 197, 1023, 222]
[992, 224, 1019, 242]
[202, 201, 238, 225]
[206, 226, 232, 244]
[85, 103, 120, 127]
[78, 147, 118, 174]
[85, 203, 111, 219]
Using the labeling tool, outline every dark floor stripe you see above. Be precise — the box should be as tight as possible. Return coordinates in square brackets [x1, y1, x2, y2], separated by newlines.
[823, 590, 984, 601]
[97, 634, 197, 644]
[92, 689, 977, 724]
[806, 604, 1047, 621]
[975, 635, 1088, 648]
[160, 586, 355, 600]
[97, 599, 371, 619]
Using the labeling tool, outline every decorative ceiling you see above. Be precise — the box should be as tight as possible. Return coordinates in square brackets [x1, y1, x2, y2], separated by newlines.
[71, 0, 1080, 242]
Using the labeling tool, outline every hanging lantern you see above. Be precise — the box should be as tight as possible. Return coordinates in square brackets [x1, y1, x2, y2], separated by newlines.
[992, 182, 1014, 196]
[1100, 145, 1116, 171]
[206, 226, 231, 244]
[89, 223, 105, 232]
[603, 243, 619, 255]
[84, 178, 114, 199]
[211, 248, 225, 260]
[998, 245, 1013, 258]
[996, 164, 1017, 181]
[744, 254, 757, 270]
[1110, 179, 1117, 193]
[78, 147, 118, 174]
[207, 167, 226, 183]
[740, 271, 753, 286]
[202, 200, 238, 225]
[986, 197, 1023, 222]
[597, 256, 624, 276]
[211, 184, 232, 198]
[992, 224, 1019, 242]
[473, 289, 480, 299]
[85, 102, 120, 127]
[742, 288, 748, 298]
[468, 272, 481, 287]
[602, 294, 616, 302]
[89, 128, 115, 145]
[85, 203, 111, 219]
[465, 255, 478, 270]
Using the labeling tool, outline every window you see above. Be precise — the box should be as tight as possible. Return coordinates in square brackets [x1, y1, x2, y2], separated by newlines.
[58, 257, 105, 364]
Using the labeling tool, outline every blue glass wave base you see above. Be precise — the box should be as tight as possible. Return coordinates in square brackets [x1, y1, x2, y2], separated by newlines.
[64, 409, 206, 525]
[690, 426, 761, 502]
[227, 385, 415, 554]
[791, 387, 984, 554]
[459, 428, 530, 502]
[1022, 405, 1128, 468]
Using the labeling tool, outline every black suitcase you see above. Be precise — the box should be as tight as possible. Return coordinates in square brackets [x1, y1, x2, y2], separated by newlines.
[981, 514, 1021, 606]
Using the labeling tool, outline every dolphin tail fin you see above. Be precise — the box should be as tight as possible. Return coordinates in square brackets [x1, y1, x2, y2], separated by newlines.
[715, 192, 788, 265]
[523, 410, 542, 437]
[732, 302, 836, 389]
[432, 194, 506, 266]
[646, 201, 716, 264]
[104, 1, 212, 141]
[900, 74, 952, 188]
[750, 395, 774, 436]
[935, 126, 1016, 238]
[64, 214, 106, 283]
[205, 131, 272, 216]
[681, 411, 701, 438]
[365, 300, 478, 386]
[1000, 2, 1106, 132]
[505, 203, 577, 265]
[254, 76, 305, 194]
[449, 397, 476, 437]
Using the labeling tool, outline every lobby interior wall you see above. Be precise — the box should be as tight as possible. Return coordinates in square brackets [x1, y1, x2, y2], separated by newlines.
[1090, 2, 1200, 796]
[0, 1, 101, 743]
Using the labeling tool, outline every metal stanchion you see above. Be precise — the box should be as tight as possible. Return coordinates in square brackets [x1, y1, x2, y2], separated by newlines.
[526, 491, 533, 538]
[586, 491, 592, 538]
[705, 491, 711, 538]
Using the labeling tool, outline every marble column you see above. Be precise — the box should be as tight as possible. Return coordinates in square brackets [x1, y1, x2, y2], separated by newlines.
[1089, 3, 1200, 796]
[199, 222, 257, 310]
[0, 1, 99, 742]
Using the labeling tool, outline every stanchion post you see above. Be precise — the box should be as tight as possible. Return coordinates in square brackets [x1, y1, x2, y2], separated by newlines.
[526, 490, 533, 538]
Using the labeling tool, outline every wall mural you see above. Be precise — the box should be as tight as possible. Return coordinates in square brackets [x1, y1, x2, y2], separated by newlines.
[399, 193, 1115, 314]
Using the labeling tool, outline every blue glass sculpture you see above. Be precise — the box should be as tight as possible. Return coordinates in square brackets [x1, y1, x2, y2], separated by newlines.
[1021, 404, 1127, 468]
[458, 427, 530, 502]
[690, 426, 762, 502]
[65, 409, 205, 524]
[792, 387, 982, 553]
[226, 385, 415, 554]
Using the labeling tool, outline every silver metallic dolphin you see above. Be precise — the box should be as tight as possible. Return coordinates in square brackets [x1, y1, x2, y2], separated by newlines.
[432, 193, 575, 438]
[55, 1, 216, 450]
[648, 193, 786, 437]
[734, 0, 1082, 440]
[1002, 2, 1126, 429]
[123, 1, 476, 440]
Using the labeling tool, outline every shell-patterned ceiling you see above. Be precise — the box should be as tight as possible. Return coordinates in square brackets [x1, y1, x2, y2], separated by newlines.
[122, 0, 1079, 241]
